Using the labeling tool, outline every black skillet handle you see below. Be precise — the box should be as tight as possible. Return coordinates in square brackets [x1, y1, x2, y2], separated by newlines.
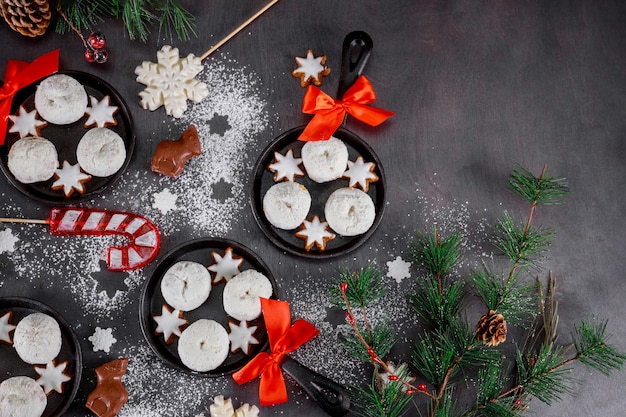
[281, 356, 351, 416]
[336, 31, 374, 100]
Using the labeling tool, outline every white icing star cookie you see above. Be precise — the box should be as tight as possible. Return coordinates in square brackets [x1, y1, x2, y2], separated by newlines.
[84, 95, 118, 128]
[34, 360, 72, 395]
[153, 304, 188, 344]
[227, 320, 259, 355]
[8, 105, 47, 138]
[343, 156, 379, 192]
[208, 247, 244, 284]
[51, 161, 92, 197]
[267, 148, 304, 182]
[292, 49, 331, 87]
[0, 312, 16, 344]
[295, 215, 336, 251]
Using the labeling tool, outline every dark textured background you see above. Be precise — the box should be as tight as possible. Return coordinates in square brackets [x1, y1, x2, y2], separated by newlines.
[1, 1, 626, 416]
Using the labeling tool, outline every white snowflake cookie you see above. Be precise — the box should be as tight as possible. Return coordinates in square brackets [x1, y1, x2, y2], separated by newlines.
[135, 45, 209, 118]
[88, 327, 117, 353]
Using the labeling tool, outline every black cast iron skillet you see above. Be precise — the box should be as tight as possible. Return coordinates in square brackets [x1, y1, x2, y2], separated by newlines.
[139, 238, 350, 416]
[251, 31, 386, 259]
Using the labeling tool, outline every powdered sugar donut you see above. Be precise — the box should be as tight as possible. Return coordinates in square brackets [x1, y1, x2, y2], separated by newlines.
[0, 376, 47, 417]
[13, 313, 62, 365]
[160, 261, 211, 312]
[76, 128, 126, 177]
[262, 182, 311, 230]
[7, 137, 58, 184]
[223, 270, 273, 321]
[301, 136, 349, 183]
[35, 74, 88, 125]
[325, 187, 376, 236]
[177, 319, 229, 372]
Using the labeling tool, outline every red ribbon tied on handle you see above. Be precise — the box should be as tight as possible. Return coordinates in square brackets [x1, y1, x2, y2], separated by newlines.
[0, 49, 60, 145]
[297, 75, 395, 142]
[232, 297, 319, 406]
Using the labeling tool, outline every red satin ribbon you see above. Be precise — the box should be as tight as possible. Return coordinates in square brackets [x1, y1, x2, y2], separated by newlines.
[0, 49, 60, 145]
[297, 75, 395, 141]
[232, 297, 319, 406]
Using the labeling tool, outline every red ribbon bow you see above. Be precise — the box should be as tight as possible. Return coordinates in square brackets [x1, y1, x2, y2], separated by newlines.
[0, 49, 60, 145]
[297, 75, 395, 141]
[232, 297, 319, 406]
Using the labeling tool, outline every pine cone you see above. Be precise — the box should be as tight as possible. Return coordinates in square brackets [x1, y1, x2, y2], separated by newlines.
[476, 310, 507, 346]
[1, 0, 52, 37]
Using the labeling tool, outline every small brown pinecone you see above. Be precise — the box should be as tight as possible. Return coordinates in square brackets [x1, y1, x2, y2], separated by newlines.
[1, 0, 52, 37]
[476, 310, 507, 347]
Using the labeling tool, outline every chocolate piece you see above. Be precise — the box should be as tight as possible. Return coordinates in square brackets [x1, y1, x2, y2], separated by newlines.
[85, 358, 129, 417]
[151, 124, 201, 178]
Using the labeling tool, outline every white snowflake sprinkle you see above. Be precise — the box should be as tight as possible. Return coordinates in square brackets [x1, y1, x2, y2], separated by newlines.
[386, 256, 411, 284]
[0, 228, 19, 254]
[88, 327, 117, 353]
[152, 188, 179, 214]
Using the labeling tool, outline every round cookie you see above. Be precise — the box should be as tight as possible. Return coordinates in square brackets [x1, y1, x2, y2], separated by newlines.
[262, 181, 311, 230]
[223, 270, 273, 321]
[35, 74, 88, 125]
[177, 319, 229, 372]
[0, 376, 47, 417]
[325, 187, 376, 236]
[160, 261, 212, 312]
[13, 313, 62, 365]
[301, 136, 349, 183]
[7, 137, 58, 184]
[76, 128, 126, 177]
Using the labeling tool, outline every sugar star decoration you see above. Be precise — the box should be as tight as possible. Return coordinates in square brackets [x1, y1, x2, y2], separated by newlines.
[34, 360, 72, 394]
[0, 312, 16, 344]
[84, 96, 119, 128]
[208, 247, 244, 284]
[292, 49, 331, 87]
[267, 149, 304, 182]
[343, 156, 379, 192]
[0, 228, 19, 254]
[152, 188, 179, 215]
[295, 216, 336, 251]
[153, 304, 187, 344]
[52, 161, 92, 197]
[386, 256, 411, 284]
[8, 105, 47, 138]
[135, 45, 209, 118]
[228, 320, 259, 355]
[88, 327, 117, 353]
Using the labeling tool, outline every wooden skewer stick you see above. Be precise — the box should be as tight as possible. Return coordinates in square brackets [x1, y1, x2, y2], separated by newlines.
[200, 0, 281, 61]
[0, 217, 48, 225]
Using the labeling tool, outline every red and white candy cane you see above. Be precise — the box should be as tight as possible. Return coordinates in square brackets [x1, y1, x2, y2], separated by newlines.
[0, 208, 160, 271]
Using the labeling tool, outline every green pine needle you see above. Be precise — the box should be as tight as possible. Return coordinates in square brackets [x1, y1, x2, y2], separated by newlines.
[339, 319, 396, 362]
[328, 263, 386, 310]
[409, 227, 462, 278]
[572, 320, 626, 376]
[508, 165, 569, 206]
[476, 360, 507, 405]
[351, 371, 413, 417]
[408, 278, 466, 328]
[492, 211, 555, 268]
[155, 0, 197, 41]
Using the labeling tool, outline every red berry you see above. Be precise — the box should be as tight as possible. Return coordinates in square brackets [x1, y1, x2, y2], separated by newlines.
[340, 281, 348, 293]
[387, 375, 399, 381]
[417, 383, 427, 392]
[406, 389, 416, 394]
[93, 48, 109, 64]
[84, 49, 95, 62]
[345, 312, 355, 326]
[88, 32, 107, 49]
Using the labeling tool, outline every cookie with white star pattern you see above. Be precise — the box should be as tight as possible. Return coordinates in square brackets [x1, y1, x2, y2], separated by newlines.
[34, 360, 72, 395]
[208, 247, 244, 284]
[51, 160, 92, 197]
[84, 95, 119, 128]
[8, 105, 47, 138]
[292, 49, 331, 87]
[227, 320, 259, 355]
[267, 148, 304, 182]
[0, 311, 16, 345]
[295, 215, 336, 251]
[342, 156, 379, 192]
[153, 304, 188, 344]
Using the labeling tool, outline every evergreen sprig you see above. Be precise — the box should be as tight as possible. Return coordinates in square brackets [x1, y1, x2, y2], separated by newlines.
[409, 227, 462, 280]
[351, 371, 414, 417]
[328, 263, 386, 310]
[515, 346, 576, 405]
[56, 0, 196, 42]
[508, 165, 569, 206]
[340, 319, 396, 363]
[572, 320, 626, 376]
[408, 277, 466, 328]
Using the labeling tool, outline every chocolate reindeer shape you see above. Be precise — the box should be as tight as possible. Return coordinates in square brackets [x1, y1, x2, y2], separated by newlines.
[86, 358, 129, 417]
[151, 124, 201, 178]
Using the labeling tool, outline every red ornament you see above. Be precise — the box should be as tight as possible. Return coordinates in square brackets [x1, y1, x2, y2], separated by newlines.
[345, 312, 355, 326]
[84, 49, 95, 62]
[88, 32, 107, 49]
[417, 383, 427, 392]
[93, 49, 109, 64]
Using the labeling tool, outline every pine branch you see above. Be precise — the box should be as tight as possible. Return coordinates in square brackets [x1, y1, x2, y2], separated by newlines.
[508, 164, 569, 207]
[340, 318, 395, 363]
[572, 320, 626, 376]
[120, 0, 155, 42]
[351, 371, 414, 417]
[328, 263, 386, 310]
[409, 227, 462, 286]
[408, 277, 466, 328]
[55, 0, 112, 33]
[155, 0, 196, 41]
